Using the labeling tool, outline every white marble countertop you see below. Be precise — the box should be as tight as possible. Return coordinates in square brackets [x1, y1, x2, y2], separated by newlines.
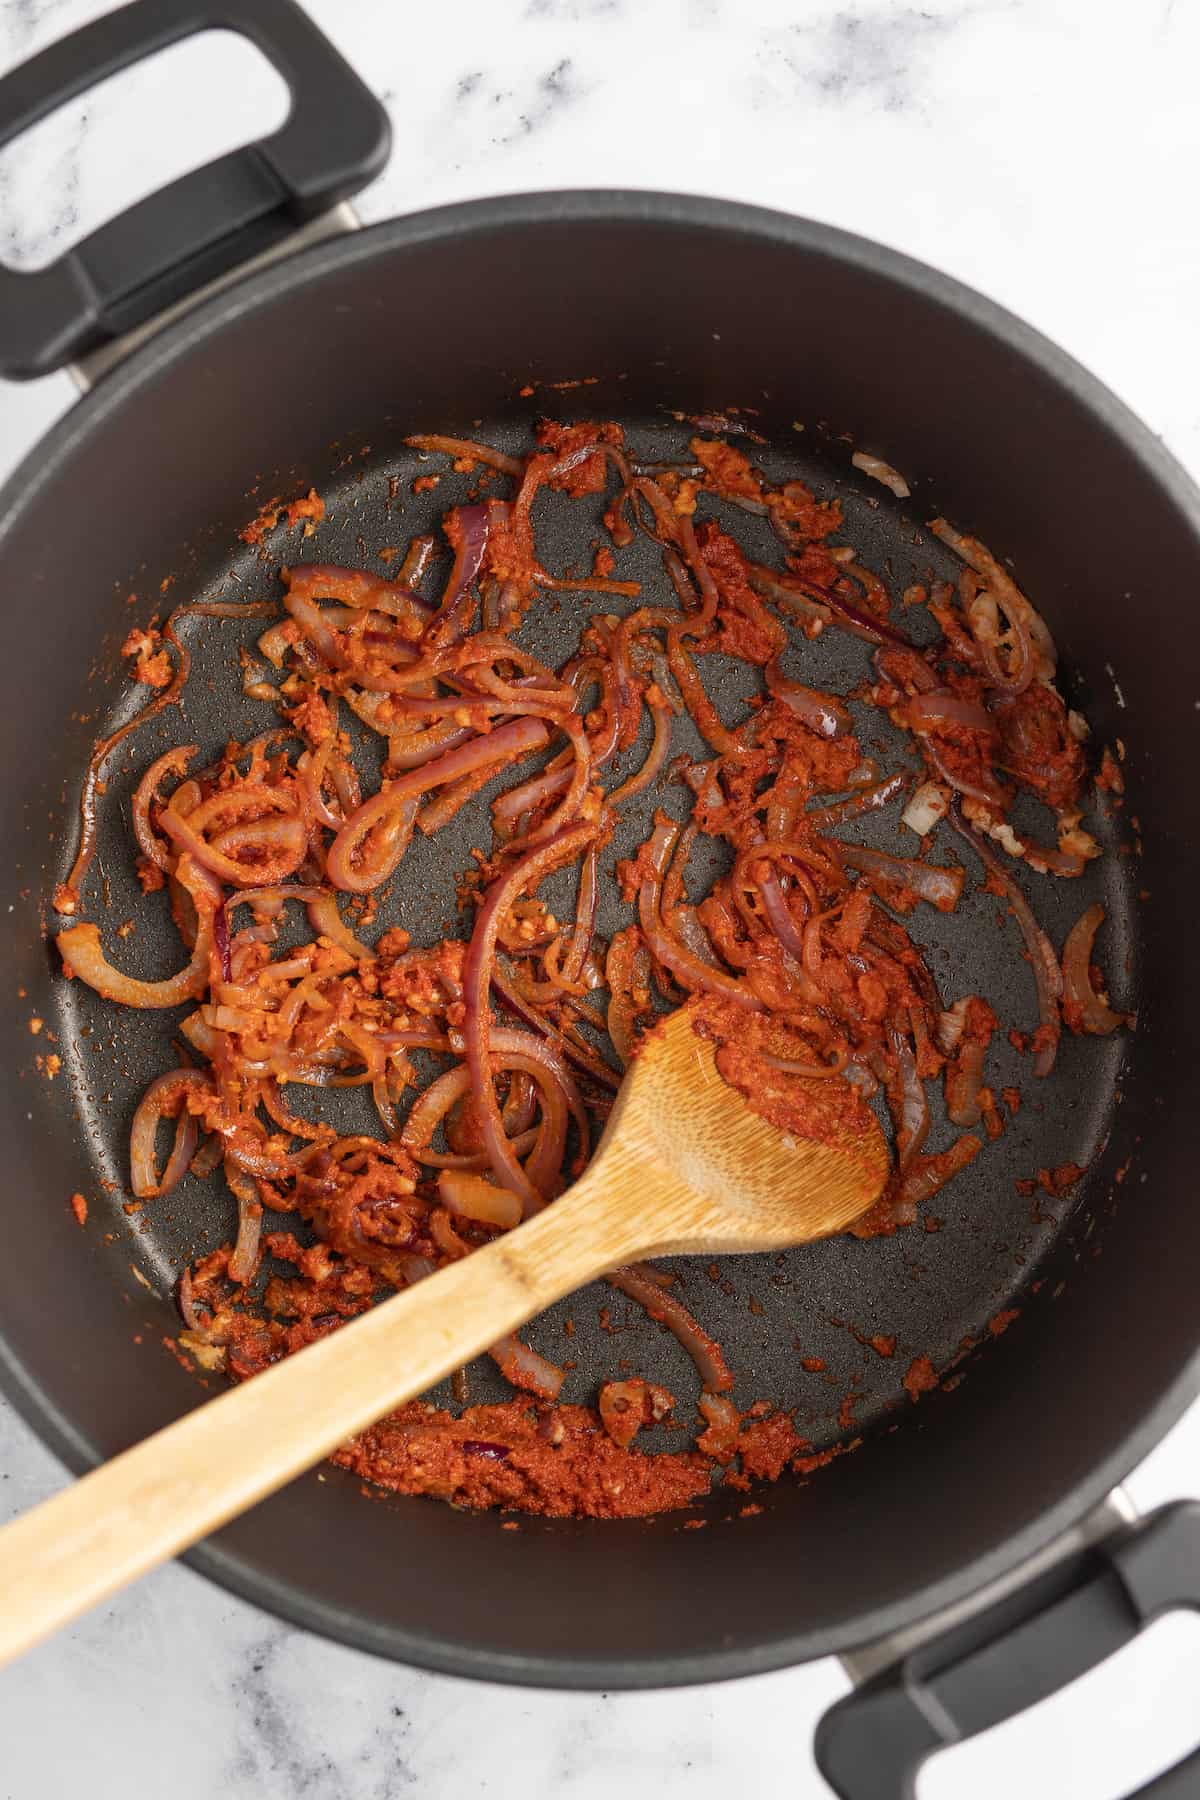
[3, 1, 1200, 1795]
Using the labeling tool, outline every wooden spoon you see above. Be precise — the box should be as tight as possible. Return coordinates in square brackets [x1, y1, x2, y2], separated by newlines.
[0, 1003, 887, 1665]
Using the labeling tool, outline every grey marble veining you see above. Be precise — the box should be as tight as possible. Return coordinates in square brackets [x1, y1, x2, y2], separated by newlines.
[752, 6, 965, 113]
[2, 0, 1200, 1795]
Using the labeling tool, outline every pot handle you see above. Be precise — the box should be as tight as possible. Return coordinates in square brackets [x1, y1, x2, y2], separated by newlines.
[0, 0, 390, 381]
[815, 1501, 1200, 1800]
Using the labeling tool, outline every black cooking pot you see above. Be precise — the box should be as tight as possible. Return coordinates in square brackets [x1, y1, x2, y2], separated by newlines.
[2, 4, 1200, 1794]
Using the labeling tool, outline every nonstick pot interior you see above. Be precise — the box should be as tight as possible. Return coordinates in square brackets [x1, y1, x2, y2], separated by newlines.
[1, 195, 1198, 1686]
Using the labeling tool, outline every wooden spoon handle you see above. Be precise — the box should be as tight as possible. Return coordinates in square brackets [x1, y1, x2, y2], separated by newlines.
[0, 1163, 666, 1667]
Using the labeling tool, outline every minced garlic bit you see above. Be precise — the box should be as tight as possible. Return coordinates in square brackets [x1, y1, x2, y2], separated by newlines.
[901, 781, 949, 838]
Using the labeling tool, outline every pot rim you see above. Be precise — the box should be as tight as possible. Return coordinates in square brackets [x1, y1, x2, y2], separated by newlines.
[3, 187, 1198, 1689]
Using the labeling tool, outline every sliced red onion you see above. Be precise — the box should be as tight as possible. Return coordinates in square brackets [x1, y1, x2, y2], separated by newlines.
[838, 843, 964, 913]
[297, 751, 343, 831]
[696, 1391, 742, 1462]
[132, 744, 198, 872]
[178, 1267, 203, 1333]
[949, 802, 1062, 1075]
[218, 1117, 328, 1178]
[906, 690, 995, 735]
[130, 1068, 210, 1197]
[676, 512, 722, 631]
[930, 517, 1057, 679]
[55, 610, 194, 914]
[189, 1131, 224, 1178]
[1016, 834, 1090, 878]
[874, 645, 939, 695]
[208, 812, 307, 883]
[746, 564, 833, 628]
[463, 823, 601, 1203]
[640, 877, 759, 1005]
[502, 1070, 538, 1138]
[1062, 903, 1128, 1036]
[328, 794, 417, 894]
[659, 814, 697, 915]
[396, 1254, 436, 1287]
[492, 758, 573, 833]
[967, 589, 1034, 696]
[330, 745, 362, 817]
[520, 1096, 570, 1205]
[161, 785, 308, 888]
[437, 1170, 523, 1230]
[425, 504, 489, 646]
[921, 733, 1008, 809]
[667, 904, 722, 968]
[460, 1438, 511, 1461]
[371, 1075, 400, 1141]
[486, 1027, 591, 1199]
[733, 835, 821, 961]
[224, 1158, 265, 1284]
[416, 765, 501, 836]
[628, 472, 683, 547]
[490, 963, 620, 1092]
[606, 699, 672, 805]
[637, 815, 762, 1009]
[945, 1036, 987, 1128]
[385, 722, 475, 770]
[936, 998, 969, 1054]
[888, 1030, 929, 1176]
[328, 716, 548, 891]
[306, 891, 372, 960]
[600, 612, 658, 745]
[283, 591, 348, 668]
[892, 1134, 983, 1217]
[211, 902, 232, 983]
[807, 771, 909, 831]
[369, 692, 505, 722]
[822, 586, 913, 648]
[59, 855, 217, 1008]
[405, 434, 524, 477]
[400, 1065, 473, 1155]
[666, 633, 745, 758]
[226, 883, 324, 913]
[423, 1131, 539, 1173]
[844, 1060, 880, 1100]
[851, 451, 910, 499]
[561, 845, 600, 986]
[285, 562, 431, 632]
[756, 863, 809, 962]
[343, 634, 486, 697]
[257, 619, 294, 668]
[765, 660, 851, 737]
[489, 1333, 565, 1399]
[505, 716, 592, 851]
[567, 654, 623, 766]
[851, 1146, 970, 1236]
[864, 909, 942, 1020]
[605, 928, 652, 1068]
[470, 658, 576, 710]
[608, 1264, 734, 1393]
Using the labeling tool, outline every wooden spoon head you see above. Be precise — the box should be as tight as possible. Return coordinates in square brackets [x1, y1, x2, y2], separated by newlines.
[606, 1003, 889, 1256]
